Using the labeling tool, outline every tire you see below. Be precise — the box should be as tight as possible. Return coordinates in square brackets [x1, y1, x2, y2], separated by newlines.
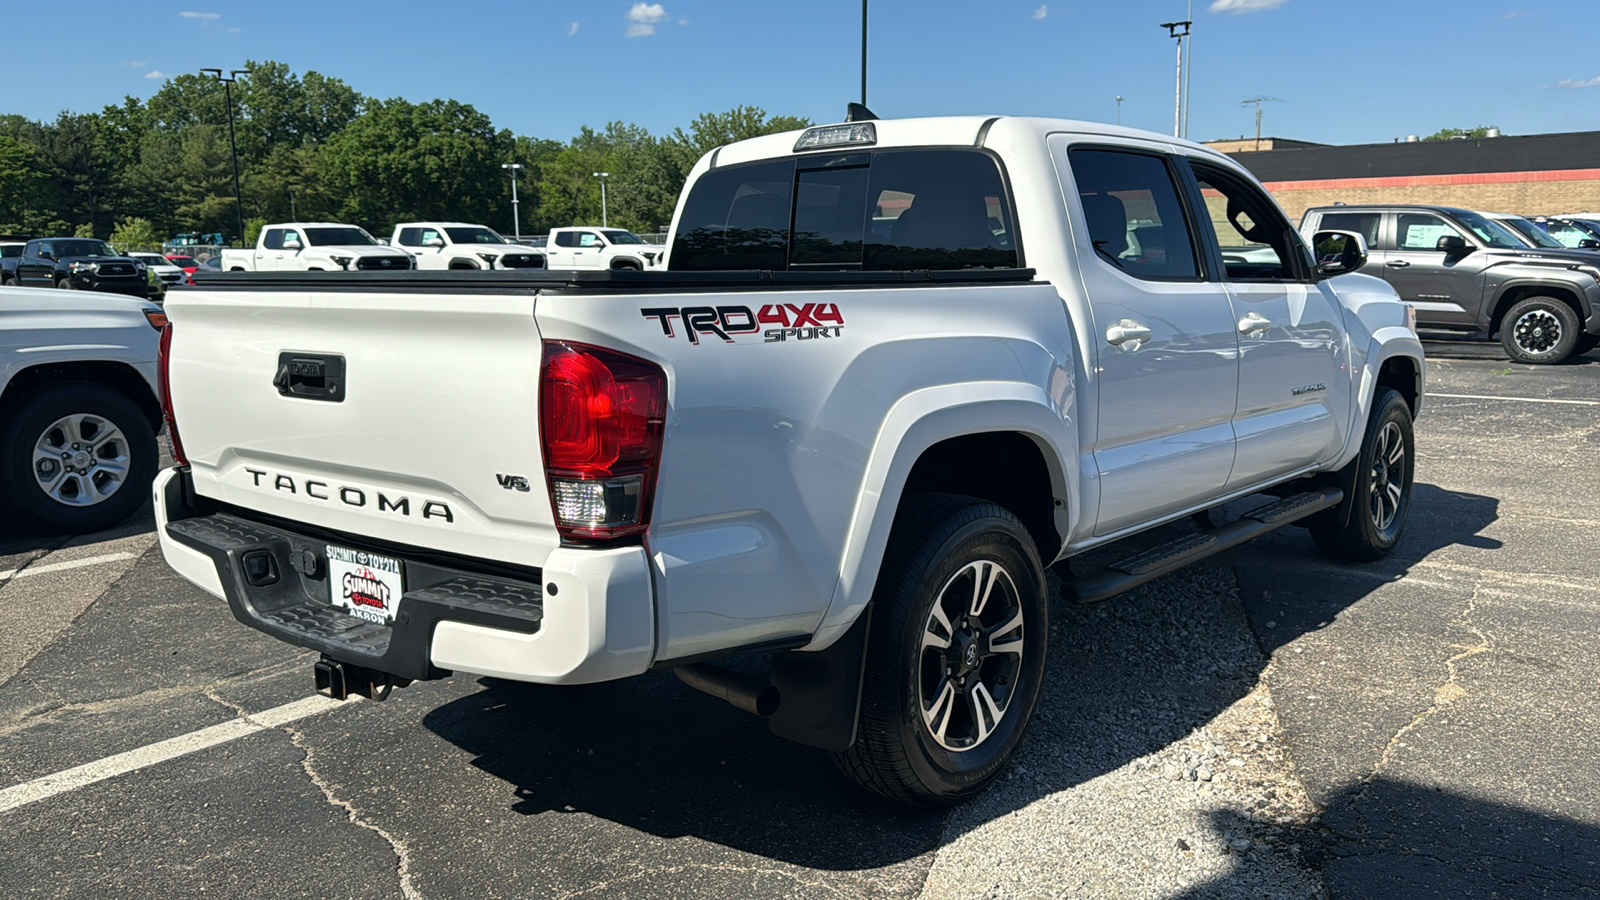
[612, 261, 642, 271]
[1577, 335, 1600, 356]
[0, 382, 157, 534]
[1310, 388, 1413, 561]
[832, 493, 1049, 806]
[56, 277, 76, 290]
[1500, 296, 1580, 364]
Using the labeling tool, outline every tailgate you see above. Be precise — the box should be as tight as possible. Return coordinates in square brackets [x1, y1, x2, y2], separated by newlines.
[165, 288, 559, 567]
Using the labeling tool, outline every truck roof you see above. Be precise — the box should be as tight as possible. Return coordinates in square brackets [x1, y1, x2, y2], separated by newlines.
[392, 222, 494, 229]
[710, 115, 1237, 170]
[262, 222, 365, 229]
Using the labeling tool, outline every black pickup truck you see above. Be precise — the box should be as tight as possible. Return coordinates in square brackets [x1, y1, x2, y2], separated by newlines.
[7, 238, 150, 298]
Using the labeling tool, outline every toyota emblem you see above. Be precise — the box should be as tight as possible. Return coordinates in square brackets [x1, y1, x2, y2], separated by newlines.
[380, 259, 392, 268]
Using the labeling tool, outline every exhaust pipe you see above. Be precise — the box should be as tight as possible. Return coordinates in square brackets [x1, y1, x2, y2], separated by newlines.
[674, 663, 781, 718]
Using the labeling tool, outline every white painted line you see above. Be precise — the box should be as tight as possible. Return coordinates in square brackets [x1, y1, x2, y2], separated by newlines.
[0, 695, 350, 814]
[1429, 392, 1599, 407]
[0, 551, 139, 582]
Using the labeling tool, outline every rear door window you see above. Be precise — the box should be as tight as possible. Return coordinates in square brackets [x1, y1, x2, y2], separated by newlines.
[1395, 214, 1463, 251]
[670, 150, 1017, 271]
[1068, 148, 1200, 280]
[1318, 212, 1381, 248]
[261, 230, 283, 250]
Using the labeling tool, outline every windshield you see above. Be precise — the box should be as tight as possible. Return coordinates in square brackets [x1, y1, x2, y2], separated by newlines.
[132, 254, 168, 265]
[1498, 216, 1565, 249]
[55, 240, 117, 258]
[443, 227, 511, 244]
[602, 229, 646, 245]
[302, 227, 378, 246]
[1453, 212, 1527, 250]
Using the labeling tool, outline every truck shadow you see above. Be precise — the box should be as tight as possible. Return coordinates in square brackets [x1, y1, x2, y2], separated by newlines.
[421, 481, 1501, 876]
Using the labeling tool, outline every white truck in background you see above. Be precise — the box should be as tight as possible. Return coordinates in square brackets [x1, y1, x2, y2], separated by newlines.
[541, 226, 664, 270]
[219, 223, 414, 273]
[390, 223, 546, 271]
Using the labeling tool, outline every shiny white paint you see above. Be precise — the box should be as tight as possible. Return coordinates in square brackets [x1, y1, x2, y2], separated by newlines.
[219, 222, 410, 272]
[542, 227, 664, 270]
[390, 221, 534, 270]
[0, 285, 161, 399]
[157, 115, 1425, 679]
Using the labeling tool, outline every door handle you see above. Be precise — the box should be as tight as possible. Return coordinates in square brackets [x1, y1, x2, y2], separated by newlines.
[1385, 260, 1410, 269]
[1237, 310, 1271, 338]
[1105, 319, 1153, 351]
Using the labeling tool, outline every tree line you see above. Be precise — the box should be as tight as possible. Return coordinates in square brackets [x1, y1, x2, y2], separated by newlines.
[0, 60, 810, 245]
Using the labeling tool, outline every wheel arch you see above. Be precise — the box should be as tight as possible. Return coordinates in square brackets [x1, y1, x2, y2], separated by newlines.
[448, 257, 482, 270]
[0, 360, 162, 431]
[1488, 282, 1586, 338]
[807, 383, 1078, 651]
[1333, 329, 1424, 470]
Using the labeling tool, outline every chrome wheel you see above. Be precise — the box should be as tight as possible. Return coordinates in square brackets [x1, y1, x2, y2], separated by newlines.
[1512, 309, 1562, 355]
[32, 413, 131, 507]
[918, 559, 1026, 752]
[1369, 420, 1406, 532]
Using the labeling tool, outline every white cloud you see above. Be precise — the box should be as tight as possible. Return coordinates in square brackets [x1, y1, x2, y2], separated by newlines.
[626, 2, 667, 37]
[1031, 4, 1048, 20]
[567, 21, 579, 36]
[144, 70, 167, 80]
[678, 16, 690, 25]
[1550, 76, 1600, 89]
[178, 10, 219, 20]
[1208, 0, 1288, 13]
[124, 60, 147, 68]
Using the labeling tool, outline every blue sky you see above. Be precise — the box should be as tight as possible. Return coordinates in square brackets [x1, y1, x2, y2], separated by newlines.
[3, 1, 1598, 146]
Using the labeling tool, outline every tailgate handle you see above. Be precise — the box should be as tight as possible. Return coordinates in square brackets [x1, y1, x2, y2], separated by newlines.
[274, 352, 345, 401]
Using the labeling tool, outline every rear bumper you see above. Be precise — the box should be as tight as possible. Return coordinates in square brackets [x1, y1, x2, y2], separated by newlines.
[152, 467, 655, 685]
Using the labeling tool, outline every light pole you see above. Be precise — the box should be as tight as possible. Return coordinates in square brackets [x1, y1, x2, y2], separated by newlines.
[501, 163, 523, 241]
[1159, 21, 1191, 139]
[1115, 95, 1124, 126]
[200, 67, 246, 243]
[593, 172, 610, 228]
[1181, 0, 1193, 139]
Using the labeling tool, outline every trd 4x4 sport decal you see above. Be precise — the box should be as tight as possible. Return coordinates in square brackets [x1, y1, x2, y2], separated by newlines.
[641, 303, 845, 345]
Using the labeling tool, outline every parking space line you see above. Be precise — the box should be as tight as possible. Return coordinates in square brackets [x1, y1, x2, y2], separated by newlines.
[1429, 392, 1599, 406]
[0, 695, 350, 815]
[0, 551, 139, 582]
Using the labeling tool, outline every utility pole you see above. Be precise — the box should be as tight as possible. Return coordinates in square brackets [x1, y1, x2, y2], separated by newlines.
[1241, 97, 1282, 149]
[593, 172, 611, 228]
[1159, 21, 1190, 139]
[501, 163, 523, 240]
[200, 68, 246, 244]
[1181, 0, 1193, 139]
[289, 189, 296, 220]
[861, 0, 868, 107]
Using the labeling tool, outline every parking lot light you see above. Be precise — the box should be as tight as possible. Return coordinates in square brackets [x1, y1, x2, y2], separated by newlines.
[502, 163, 523, 241]
[200, 68, 247, 245]
[593, 172, 611, 228]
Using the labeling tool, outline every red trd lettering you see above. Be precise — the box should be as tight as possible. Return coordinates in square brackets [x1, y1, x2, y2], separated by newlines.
[758, 304, 789, 327]
[813, 303, 844, 325]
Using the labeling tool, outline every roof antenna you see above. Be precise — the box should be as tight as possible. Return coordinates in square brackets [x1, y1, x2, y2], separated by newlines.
[846, 102, 878, 122]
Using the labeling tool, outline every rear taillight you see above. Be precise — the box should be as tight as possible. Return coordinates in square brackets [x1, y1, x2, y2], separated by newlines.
[157, 323, 188, 466]
[539, 341, 666, 541]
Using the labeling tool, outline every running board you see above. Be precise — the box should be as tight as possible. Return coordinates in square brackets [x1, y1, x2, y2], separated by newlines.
[1071, 489, 1343, 604]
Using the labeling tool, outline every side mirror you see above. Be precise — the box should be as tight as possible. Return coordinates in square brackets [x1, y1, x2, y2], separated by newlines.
[1312, 230, 1368, 277]
[1436, 234, 1470, 254]
[283, 237, 302, 251]
[422, 236, 444, 248]
[1578, 239, 1600, 250]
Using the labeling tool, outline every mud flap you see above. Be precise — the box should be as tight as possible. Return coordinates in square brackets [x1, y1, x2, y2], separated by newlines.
[767, 605, 873, 752]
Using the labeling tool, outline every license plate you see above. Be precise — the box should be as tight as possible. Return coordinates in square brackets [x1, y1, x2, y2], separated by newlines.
[326, 545, 405, 625]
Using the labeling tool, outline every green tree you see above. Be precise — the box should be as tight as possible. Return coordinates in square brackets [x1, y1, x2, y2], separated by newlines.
[0, 134, 45, 232]
[1424, 125, 1500, 141]
[73, 222, 95, 238]
[109, 216, 160, 250]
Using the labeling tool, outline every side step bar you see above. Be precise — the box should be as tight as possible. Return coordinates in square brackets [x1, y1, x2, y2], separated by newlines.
[1071, 489, 1343, 604]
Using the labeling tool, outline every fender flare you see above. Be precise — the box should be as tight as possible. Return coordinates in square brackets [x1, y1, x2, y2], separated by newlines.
[1487, 273, 1597, 329]
[804, 381, 1079, 651]
[448, 257, 482, 270]
[1331, 326, 1424, 470]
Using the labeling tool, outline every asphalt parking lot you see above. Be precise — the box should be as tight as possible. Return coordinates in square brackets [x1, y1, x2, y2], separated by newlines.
[1, 344, 1597, 899]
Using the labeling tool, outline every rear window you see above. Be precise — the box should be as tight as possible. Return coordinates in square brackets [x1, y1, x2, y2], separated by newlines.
[0, 245, 21, 259]
[670, 150, 1017, 271]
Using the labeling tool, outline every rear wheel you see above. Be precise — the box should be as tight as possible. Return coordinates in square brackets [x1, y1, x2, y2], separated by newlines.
[1311, 388, 1413, 561]
[0, 382, 157, 534]
[1500, 296, 1580, 364]
[56, 277, 76, 290]
[832, 494, 1049, 806]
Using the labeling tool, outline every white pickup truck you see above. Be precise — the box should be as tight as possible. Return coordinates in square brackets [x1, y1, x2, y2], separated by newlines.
[219, 223, 413, 273]
[1, 286, 165, 533]
[540, 226, 664, 270]
[389, 222, 546, 271]
[156, 114, 1424, 805]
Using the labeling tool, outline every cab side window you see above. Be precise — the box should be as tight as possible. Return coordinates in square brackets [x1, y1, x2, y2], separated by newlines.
[1188, 160, 1301, 281]
[397, 228, 422, 247]
[1319, 212, 1381, 248]
[578, 233, 603, 248]
[420, 228, 443, 246]
[554, 231, 579, 248]
[1068, 148, 1199, 280]
[1396, 214, 1464, 251]
[261, 230, 283, 250]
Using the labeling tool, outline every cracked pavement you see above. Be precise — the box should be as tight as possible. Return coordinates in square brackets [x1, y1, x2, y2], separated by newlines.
[0, 345, 1597, 898]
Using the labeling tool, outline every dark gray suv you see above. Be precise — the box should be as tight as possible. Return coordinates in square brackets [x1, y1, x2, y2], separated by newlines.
[1301, 205, 1600, 364]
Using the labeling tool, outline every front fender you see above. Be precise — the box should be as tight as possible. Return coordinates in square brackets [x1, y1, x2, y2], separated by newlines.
[805, 382, 1078, 650]
[1332, 326, 1425, 470]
